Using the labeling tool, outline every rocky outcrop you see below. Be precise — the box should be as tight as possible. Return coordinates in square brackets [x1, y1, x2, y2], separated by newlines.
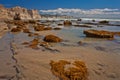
[0, 5, 41, 20]
[84, 30, 114, 38]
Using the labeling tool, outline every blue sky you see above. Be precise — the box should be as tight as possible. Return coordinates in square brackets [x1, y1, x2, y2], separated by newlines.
[0, 0, 120, 10]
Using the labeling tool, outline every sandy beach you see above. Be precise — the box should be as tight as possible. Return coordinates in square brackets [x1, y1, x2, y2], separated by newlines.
[4, 29, 119, 80]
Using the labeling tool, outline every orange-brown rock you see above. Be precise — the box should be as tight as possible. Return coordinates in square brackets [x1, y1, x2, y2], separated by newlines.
[64, 20, 72, 26]
[29, 38, 39, 49]
[50, 60, 88, 80]
[84, 29, 114, 38]
[113, 32, 120, 36]
[44, 35, 62, 42]
[44, 27, 52, 30]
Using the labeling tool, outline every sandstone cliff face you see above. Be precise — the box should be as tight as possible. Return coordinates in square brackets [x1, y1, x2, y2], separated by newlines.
[0, 5, 8, 20]
[0, 5, 41, 20]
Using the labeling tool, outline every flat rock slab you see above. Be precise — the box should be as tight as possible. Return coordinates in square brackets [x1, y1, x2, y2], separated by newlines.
[84, 29, 114, 38]
[0, 33, 16, 80]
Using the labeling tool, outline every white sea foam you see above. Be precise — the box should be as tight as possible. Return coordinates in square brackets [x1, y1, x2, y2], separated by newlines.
[40, 8, 120, 20]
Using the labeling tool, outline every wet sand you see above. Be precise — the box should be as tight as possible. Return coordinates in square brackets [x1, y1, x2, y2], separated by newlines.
[0, 32, 19, 80]
[8, 30, 120, 80]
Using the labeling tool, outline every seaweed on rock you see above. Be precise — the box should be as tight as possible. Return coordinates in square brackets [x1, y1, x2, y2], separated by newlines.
[50, 60, 88, 80]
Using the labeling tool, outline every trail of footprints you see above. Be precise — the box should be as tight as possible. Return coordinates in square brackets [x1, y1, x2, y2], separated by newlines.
[93, 62, 118, 79]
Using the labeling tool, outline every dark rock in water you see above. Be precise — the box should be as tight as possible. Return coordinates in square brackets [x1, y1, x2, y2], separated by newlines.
[84, 29, 114, 38]
[77, 18, 82, 21]
[99, 20, 109, 24]
[74, 24, 92, 28]
[11, 28, 21, 32]
[63, 20, 72, 26]
[44, 27, 52, 30]
[58, 23, 63, 26]
[28, 32, 34, 37]
[23, 29, 30, 33]
[44, 35, 62, 42]
[92, 19, 95, 22]
[53, 27, 61, 30]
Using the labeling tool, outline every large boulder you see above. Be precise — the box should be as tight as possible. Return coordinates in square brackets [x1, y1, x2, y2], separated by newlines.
[84, 29, 114, 38]
[44, 35, 62, 42]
